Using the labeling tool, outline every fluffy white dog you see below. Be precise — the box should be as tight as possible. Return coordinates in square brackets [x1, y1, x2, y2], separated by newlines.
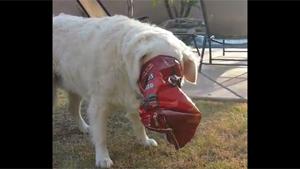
[53, 14, 199, 168]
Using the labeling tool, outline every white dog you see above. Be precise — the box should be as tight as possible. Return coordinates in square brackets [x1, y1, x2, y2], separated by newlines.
[53, 14, 199, 168]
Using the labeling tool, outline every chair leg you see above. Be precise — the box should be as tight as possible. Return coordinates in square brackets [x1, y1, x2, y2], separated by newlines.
[192, 35, 204, 72]
[199, 36, 207, 72]
[208, 37, 212, 64]
[192, 35, 201, 57]
[222, 39, 225, 56]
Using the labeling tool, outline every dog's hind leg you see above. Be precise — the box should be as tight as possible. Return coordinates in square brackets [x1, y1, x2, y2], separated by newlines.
[68, 92, 89, 133]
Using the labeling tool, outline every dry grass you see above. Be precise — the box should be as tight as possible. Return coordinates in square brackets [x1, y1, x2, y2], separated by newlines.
[53, 89, 247, 169]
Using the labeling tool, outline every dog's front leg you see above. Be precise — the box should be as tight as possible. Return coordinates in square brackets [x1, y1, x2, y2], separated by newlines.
[88, 97, 113, 168]
[126, 112, 158, 147]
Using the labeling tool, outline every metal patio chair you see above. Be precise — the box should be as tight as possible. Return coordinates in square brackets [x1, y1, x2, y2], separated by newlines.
[198, 0, 247, 71]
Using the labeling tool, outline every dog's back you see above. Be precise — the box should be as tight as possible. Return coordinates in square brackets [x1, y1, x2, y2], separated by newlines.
[53, 14, 133, 101]
[53, 14, 188, 104]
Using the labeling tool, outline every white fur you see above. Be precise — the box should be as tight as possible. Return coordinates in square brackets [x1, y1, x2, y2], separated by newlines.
[53, 14, 199, 168]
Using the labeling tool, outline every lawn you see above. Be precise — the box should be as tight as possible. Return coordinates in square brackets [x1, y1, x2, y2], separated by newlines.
[53, 89, 247, 169]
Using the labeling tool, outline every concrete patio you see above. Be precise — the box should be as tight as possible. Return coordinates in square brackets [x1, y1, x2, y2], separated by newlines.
[182, 48, 247, 102]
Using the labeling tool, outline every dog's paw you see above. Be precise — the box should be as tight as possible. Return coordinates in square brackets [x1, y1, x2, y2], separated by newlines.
[141, 138, 158, 147]
[96, 157, 113, 168]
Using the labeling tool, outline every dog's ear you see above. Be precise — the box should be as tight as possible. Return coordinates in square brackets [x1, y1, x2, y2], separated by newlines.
[182, 50, 200, 84]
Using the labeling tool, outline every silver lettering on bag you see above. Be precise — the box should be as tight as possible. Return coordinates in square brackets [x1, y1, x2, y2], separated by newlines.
[145, 83, 154, 90]
[148, 73, 154, 81]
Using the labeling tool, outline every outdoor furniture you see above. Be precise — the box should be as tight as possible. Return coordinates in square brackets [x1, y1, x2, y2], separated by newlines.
[198, 0, 247, 70]
[77, 0, 110, 17]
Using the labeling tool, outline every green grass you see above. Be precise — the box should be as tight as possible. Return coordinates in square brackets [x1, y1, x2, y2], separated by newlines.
[53, 89, 247, 169]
